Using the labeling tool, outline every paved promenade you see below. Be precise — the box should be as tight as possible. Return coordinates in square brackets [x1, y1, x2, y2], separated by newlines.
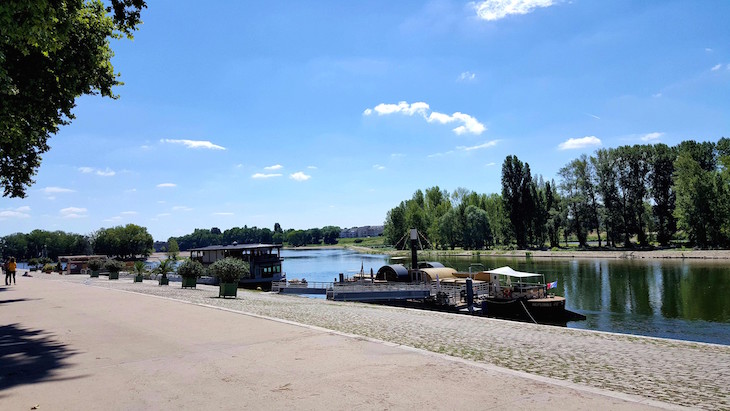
[2, 274, 724, 410]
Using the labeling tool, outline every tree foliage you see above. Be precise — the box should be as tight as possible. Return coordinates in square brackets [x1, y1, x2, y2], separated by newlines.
[0, 0, 147, 197]
[92, 224, 153, 259]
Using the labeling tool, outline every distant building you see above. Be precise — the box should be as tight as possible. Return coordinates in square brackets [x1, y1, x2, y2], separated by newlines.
[340, 225, 384, 238]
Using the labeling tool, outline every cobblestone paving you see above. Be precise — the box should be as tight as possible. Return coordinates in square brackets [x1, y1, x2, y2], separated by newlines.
[50, 275, 730, 410]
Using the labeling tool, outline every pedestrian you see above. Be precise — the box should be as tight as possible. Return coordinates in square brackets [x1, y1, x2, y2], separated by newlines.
[7, 257, 17, 285]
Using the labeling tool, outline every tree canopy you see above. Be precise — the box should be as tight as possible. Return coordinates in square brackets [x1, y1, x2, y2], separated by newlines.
[0, 0, 147, 197]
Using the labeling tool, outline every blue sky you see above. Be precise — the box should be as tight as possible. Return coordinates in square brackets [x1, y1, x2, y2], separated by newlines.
[2, 0, 729, 241]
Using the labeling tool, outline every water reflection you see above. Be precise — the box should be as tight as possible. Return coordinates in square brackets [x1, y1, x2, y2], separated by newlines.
[282, 250, 730, 344]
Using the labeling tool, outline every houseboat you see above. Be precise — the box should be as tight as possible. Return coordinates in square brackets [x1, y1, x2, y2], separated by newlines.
[188, 243, 284, 290]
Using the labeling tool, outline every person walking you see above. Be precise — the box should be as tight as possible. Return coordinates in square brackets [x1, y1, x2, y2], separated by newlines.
[7, 257, 17, 285]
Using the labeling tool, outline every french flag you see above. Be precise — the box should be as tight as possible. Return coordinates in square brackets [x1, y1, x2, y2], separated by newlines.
[547, 280, 558, 289]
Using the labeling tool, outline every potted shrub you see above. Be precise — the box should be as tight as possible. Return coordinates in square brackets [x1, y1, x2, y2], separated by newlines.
[105, 260, 124, 280]
[209, 257, 249, 298]
[177, 259, 204, 289]
[155, 258, 175, 286]
[88, 259, 104, 278]
[28, 258, 39, 272]
[42, 263, 55, 273]
[132, 260, 146, 283]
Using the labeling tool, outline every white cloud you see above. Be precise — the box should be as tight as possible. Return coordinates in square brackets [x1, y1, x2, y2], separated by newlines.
[558, 136, 602, 150]
[363, 101, 430, 117]
[373, 164, 386, 170]
[586, 113, 601, 120]
[0, 206, 31, 219]
[652, 92, 663, 98]
[60, 207, 87, 219]
[124, 188, 137, 193]
[289, 172, 311, 181]
[307, 165, 318, 169]
[390, 153, 405, 158]
[264, 164, 283, 170]
[96, 168, 115, 177]
[641, 132, 664, 142]
[120, 211, 138, 215]
[459, 71, 476, 81]
[251, 173, 282, 179]
[427, 151, 455, 158]
[711, 64, 723, 71]
[213, 212, 235, 216]
[473, 0, 555, 21]
[161, 139, 226, 150]
[706, 48, 713, 52]
[79, 166, 115, 176]
[41, 186, 75, 194]
[364, 101, 486, 135]
[172, 206, 193, 212]
[157, 213, 171, 217]
[457, 140, 499, 151]
[486, 162, 497, 167]
[156, 183, 177, 188]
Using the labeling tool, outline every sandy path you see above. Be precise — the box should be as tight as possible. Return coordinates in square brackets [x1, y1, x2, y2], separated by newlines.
[16, 272, 729, 410]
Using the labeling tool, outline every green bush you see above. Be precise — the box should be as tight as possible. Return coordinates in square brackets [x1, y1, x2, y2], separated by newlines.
[209, 258, 249, 283]
[177, 259, 205, 279]
[42, 263, 55, 273]
[104, 259, 125, 273]
[88, 259, 104, 271]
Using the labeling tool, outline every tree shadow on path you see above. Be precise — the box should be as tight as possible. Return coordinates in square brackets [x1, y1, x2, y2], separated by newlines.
[0, 323, 83, 395]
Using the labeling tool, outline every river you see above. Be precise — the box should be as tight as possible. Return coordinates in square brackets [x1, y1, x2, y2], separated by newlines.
[281, 248, 730, 345]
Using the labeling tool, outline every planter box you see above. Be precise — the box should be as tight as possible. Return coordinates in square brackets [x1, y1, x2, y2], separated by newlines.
[159, 277, 169, 286]
[219, 283, 238, 298]
[134, 275, 144, 283]
[90, 270, 99, 278]
[181, 277, 197, 288]
[109, 272, 119, 280]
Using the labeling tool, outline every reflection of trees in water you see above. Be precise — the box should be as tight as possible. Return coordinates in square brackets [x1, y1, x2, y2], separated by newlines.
[0, 323, 80, 391]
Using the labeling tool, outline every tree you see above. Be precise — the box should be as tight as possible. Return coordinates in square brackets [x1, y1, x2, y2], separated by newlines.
[1, 0, 147, 198]
[167, 238, 180, 260]
[463, 205, 492, 249]
[92, 224, 153, 259]
[649, 144, 677, 246]
[383, 202, 407, 247]
[321, 226, 340, 245]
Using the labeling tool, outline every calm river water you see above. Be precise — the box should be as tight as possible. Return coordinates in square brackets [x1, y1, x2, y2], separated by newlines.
[282, 249, 730, 345]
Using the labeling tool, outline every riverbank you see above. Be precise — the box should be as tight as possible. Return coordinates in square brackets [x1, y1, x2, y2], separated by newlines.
[13, 271, 730, 410]
[347, 246, 730, 260]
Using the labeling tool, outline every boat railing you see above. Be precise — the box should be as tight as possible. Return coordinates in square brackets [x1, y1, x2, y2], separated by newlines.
[272, 280, 332, 292]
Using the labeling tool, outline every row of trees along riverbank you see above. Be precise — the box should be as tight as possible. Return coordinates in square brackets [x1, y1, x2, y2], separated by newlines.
[1, 224, 342, 261]
[384, 138, 730, 250]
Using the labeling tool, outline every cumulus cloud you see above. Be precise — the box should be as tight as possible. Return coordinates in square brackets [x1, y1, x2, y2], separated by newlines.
[363, 101, 486, 135]
[307, 165, 318, 169]
[161, 139, 226, 150]
[251, 173, 282, 179]
[264, 164, 283, 170]
[473, 0, 555, 21]
[156, 183, 177, 188]
[641, 132, 664, 142]
[78, 166, 115, 176]
[456, 140, 500, 151]
[41, 186, 75, 194]
[373, 164, 386, 170]
[459, 71, 476, 81]
[558, 136, 602, 150]
[60, 207, 87, 219]
[711, 64, 723, 71]
[0, 206, 31, 219]
[486, 162, 497, 166]
[289, 172, 311, 181]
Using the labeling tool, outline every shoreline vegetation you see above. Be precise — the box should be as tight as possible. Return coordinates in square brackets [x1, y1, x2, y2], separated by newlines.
[282, 244, 730, 260]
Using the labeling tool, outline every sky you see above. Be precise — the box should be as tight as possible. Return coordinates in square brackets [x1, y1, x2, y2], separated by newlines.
[2, 0, 729, 241]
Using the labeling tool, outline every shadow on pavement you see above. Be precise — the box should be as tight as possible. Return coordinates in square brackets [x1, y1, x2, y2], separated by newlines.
[0, 323, 83, 392]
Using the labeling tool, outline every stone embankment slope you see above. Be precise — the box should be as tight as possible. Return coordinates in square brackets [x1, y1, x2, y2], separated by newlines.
[41, 273, 730, 410]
